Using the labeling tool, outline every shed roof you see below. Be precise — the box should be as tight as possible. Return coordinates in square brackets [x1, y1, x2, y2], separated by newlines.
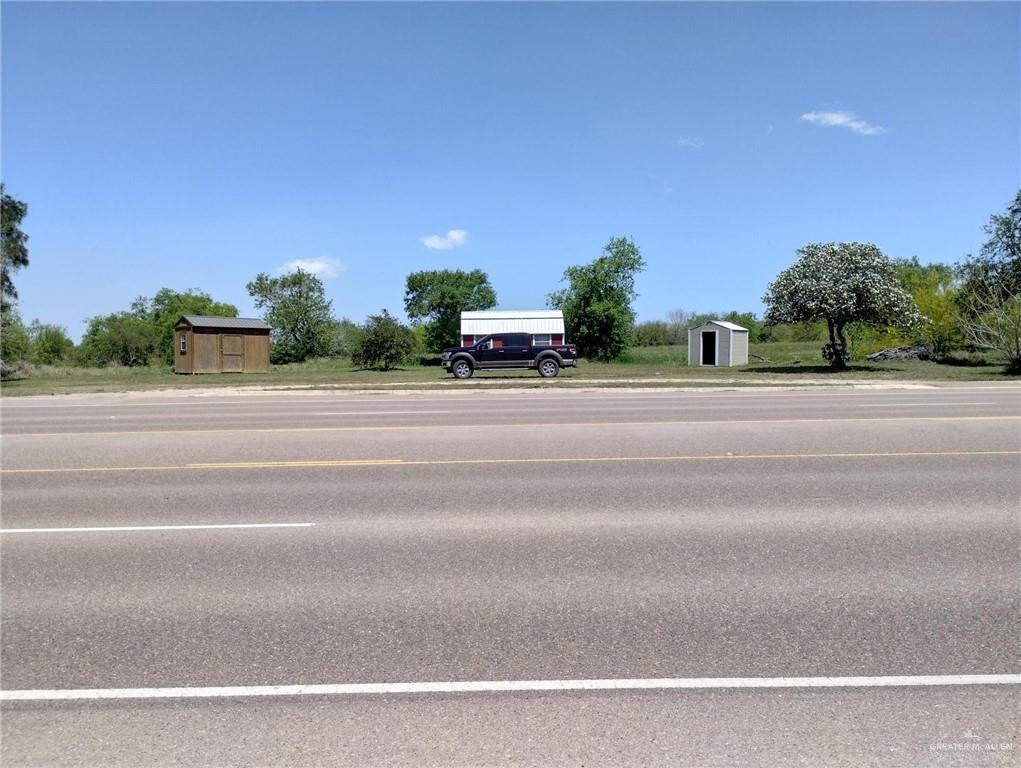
[177, 315, 270, 331]
[692, 320, 749, 332]
[461, 310, 563, 320]
[461, 309, 565, 335]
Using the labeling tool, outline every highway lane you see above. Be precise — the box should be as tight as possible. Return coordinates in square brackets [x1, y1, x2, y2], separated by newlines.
[1, 384, 1019, 435]
[2, 386, 1019, 766]
[1, 386, 1019, 473]
[2, 449, 1018, 528]
[2, 458, 1018, 689]
[4, 687, 1018, 767]
[1, 415, 1018, 475]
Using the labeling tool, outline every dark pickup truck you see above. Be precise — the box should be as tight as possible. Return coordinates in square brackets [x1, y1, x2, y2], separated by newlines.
[441, 333, 578, 379]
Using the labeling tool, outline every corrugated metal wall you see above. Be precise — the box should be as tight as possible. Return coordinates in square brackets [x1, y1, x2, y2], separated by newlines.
[687, 323, 751, 367]
[719, 331, 731, 366]
[461, 316, 566, 335]
[689, 324, 720, 366]
[731, 331, 749, 365]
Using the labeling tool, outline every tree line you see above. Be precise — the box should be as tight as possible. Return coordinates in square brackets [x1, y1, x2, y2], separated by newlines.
[2, 185, 1019, 377]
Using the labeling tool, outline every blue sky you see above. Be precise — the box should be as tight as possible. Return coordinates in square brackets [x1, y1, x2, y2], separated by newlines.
[3, 2, 1018, 340]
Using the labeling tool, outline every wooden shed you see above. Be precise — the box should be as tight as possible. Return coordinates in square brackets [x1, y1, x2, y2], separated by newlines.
[688, 320, 749, 367]
[173, 315, 271, 374]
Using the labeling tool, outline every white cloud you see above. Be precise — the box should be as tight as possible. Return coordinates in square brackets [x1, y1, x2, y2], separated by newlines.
[801, 110, 886, 136]
[276, 257, 346, 279]
[676, 135, 704, 149]
[420, 229, 469, 250]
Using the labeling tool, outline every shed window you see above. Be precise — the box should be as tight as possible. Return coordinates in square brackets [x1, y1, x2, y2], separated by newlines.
[180, 334, 187, 353]
[533, 334, 551, 346]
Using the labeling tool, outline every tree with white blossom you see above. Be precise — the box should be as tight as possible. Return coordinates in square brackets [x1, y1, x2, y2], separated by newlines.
[763, 242, 921, 369]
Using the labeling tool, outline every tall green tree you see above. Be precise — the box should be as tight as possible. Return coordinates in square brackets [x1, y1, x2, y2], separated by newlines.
[1, 304, 30, 368]
[632, 321, 670, 347]
[957, 189, 1021, 306]
[78, 312, 158, 367]
[351, 310, 415, 370]
[247, 269, 334, 363]
[892, 257, 961, 357]
[959, 295, 1021, 373]
[404, 269, 497, 351]
[0, 184, 29, 311]
[763, 242, 921, 369]
[134, 288, 238, 365]
[328, 318, 363, 359]
[719, 311, 763, 342]
[0, 185, 30, 379]
[955, 192, 1021, 372]
[548, 237, 647, 362]
[27, 320, 74, 365]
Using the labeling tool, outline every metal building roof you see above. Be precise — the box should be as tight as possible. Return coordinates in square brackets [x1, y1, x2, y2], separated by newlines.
[461, 310, 565, 335]
[691, 320, 749, 332]
[177, 315, 270, 331]
[460, 310, 563, 321]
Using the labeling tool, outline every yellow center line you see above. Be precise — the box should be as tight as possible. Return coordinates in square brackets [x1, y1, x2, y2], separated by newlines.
[191, 459, 406, 468]
[2, 450, 1018, 475]
[1, 414, 1019, 438]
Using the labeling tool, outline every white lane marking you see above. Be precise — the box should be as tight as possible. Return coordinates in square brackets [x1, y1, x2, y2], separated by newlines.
[312, 410, 450, 416]
[2, 410, 454, 422]
[859, 403, 995, 408]
[2, 674, 1017, 702]
[0, 523, 315, 534]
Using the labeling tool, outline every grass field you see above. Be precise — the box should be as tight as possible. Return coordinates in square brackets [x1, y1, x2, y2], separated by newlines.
[0, 343, 1015, 397]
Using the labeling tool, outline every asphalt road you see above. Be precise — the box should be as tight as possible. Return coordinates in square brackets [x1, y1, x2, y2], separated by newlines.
[1, 384, 1019, 766]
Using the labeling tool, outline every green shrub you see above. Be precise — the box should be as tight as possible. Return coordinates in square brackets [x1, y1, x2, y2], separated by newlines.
[351, 310, 416, 370]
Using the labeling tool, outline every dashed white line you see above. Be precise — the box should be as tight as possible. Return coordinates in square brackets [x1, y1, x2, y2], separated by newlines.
[312, 410, 451, 416]
[0, 523, 315, 534]
[2, 674, 1017, 702]
[858, 402, 995, 408]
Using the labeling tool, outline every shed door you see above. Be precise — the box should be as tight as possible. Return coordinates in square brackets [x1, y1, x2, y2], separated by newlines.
[701, 331, 717, 366]
[221, 335, 244, 372]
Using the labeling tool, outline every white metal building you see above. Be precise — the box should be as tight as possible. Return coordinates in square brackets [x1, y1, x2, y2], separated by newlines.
[688, 320, 749, 367]
[460, 310, 566, 346]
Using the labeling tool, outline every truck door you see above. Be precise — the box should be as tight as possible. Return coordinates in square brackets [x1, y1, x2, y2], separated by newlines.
[503, 334, 532, 365]
[474, 336, 501, 367]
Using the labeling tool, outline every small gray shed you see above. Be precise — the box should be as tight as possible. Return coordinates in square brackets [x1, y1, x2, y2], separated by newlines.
[688, 320, 749, 367]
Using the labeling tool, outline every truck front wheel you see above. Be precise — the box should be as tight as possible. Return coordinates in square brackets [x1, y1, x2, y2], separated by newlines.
[452, 359, 474, 379]
[538, 358, 560, 378]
